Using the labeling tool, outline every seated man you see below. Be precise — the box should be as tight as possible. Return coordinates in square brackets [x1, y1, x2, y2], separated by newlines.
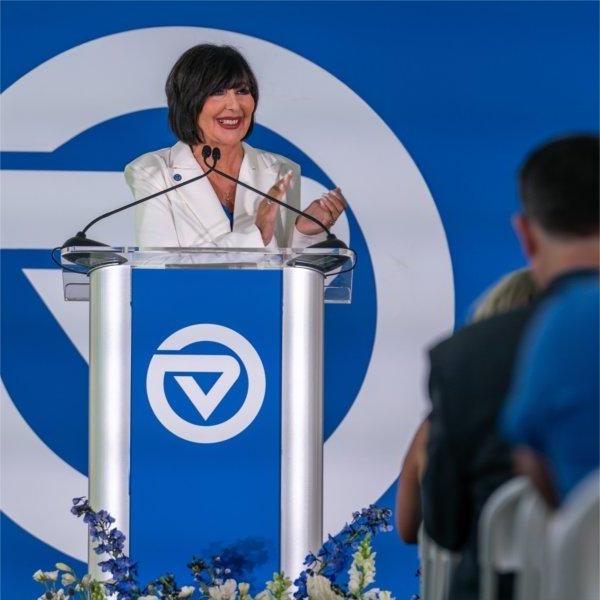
[501, 280, 599, 508]
[421, 134, 599, 600]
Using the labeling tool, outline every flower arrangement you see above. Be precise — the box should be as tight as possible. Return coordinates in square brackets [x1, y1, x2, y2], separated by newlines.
[33, 498, 394, 600]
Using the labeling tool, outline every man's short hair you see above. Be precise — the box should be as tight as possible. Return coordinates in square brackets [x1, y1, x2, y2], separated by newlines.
[519, 134, 599, 237]
[165, 44, 259, 146]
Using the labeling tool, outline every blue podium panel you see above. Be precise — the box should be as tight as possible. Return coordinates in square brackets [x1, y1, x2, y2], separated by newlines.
[130, 269, 283, 586]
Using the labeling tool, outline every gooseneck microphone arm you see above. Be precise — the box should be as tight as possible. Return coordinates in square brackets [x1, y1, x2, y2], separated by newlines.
[73, 145, 215, 241]
[57, 145, 217, 269]
[202, 149, 334, 238]
[80, 166, 215, 236]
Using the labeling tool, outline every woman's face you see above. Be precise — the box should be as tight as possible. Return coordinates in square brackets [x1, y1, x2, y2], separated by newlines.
[197, 86, 255, 148]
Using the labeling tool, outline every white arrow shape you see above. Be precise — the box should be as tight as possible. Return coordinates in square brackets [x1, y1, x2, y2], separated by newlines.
[1, 378, 87, 560]
[23, 268, 90, 362]
[173, 356, 241, 420]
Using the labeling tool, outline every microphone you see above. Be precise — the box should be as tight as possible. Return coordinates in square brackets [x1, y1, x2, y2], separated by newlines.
[60, 145, 216, 267]
[202, 147, 352, 273]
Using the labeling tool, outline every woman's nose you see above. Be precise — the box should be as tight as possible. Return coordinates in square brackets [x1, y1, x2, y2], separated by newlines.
[224, 90, 240, 110]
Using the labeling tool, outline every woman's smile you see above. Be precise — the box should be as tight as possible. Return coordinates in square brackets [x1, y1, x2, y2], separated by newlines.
[215, 116, 243, 130]
[198, 87, 255, 147]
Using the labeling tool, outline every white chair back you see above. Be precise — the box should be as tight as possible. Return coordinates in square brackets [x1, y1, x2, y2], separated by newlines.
[543, 470, 599, 600]
[419, 525, 461, 600]
[514, 487, 549, 600]
[479, 477, 531, 600]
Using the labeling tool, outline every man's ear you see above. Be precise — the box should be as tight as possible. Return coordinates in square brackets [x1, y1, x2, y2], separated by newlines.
[512, 213, 537, 260]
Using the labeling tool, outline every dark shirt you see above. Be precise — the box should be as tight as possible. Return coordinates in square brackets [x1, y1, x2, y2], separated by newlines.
[222, 204, 234, 228]
[421, 269, 599, 600]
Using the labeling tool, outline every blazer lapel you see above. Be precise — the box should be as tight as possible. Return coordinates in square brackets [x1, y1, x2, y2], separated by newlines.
[168, 141, 230, 243]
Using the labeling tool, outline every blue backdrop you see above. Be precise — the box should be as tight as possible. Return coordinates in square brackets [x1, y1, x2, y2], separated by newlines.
[1, 2, 598, 599]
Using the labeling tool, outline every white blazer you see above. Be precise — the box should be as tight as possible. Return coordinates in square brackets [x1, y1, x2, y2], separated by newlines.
[124, 141, 323, 248]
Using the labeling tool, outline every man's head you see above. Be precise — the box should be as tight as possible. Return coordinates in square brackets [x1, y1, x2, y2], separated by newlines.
[514, 134, 599, 287]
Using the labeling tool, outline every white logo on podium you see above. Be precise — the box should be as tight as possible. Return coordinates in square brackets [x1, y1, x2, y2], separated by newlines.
[146, 324, 266, 443]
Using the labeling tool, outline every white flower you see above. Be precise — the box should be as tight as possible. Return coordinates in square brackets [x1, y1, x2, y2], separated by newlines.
[306, 575, 344, 600]
[55, 562, 73, 572]
[363, 590, 380, 600]
[238, 583, 250, 596]
[265, 573, 292, 600]
[61, 573, 76, 586]
[208, 578, 238, 600]
[138, 596, 160, 600]
[179, 586, 195, 598]
[81, 574, 92, 587]
[44, 570, 60, 582]
[33, 569, 45, 582]
[348, 538, 376, 596]
[255, 591, 270, 600]
[377, 591, 394, 600]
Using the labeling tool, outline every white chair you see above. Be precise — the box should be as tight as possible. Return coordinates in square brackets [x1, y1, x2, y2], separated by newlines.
[479, 477, 532, 600]
[543, 470, 599, 600]
[514, 487, 550, 600]
[419, 525, 461, 600]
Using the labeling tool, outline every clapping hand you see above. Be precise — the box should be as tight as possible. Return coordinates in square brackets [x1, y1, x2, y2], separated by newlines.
[295, 188, 347, 236]
[255, 170, 295, 245]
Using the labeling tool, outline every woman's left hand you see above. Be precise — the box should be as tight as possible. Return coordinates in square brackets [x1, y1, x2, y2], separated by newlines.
[295, 187, 347, 235]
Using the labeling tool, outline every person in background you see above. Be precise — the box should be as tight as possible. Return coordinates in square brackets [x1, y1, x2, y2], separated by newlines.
[395, 267, 537, 543]
[421, 134, 599, 600]
[125, 44, 346, 248]
[471, 268, 537, 322]
[501, 279, 599, 508]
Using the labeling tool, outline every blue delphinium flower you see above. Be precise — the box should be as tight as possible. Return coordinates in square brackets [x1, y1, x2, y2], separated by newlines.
[67, 498, 392, 600]
[70, 497, 139, 600]
[304, 553, 317, 566]
[293, 505, 393, 599]
[293, 571, 308, 599]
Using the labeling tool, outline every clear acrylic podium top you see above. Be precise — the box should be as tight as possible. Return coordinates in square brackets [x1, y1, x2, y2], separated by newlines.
[61, 246, 355, 304]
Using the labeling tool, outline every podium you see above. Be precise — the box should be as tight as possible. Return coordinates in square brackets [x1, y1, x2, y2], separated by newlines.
[61, 247, 354, 585]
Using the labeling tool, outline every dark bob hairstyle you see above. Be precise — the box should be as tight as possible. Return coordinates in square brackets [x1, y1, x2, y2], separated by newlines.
[165, 44, 259, 145]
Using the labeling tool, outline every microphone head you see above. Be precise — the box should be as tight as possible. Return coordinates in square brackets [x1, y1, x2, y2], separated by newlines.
[212, 147, 221, 162]
[60, 232, 127, 268]
[201, 145, 212, 159]
[61, 232, 107, 249]
[308, 235, 348, 250]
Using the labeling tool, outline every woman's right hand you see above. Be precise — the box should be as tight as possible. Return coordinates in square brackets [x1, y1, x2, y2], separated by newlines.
[255, 170, 294, 245]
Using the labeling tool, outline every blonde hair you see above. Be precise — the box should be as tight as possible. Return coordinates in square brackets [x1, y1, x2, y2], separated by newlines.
[472, 268, 538, 322]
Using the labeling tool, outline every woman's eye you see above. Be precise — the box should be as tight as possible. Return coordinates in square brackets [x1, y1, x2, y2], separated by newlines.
[212, 89, 226, 96]
[236, 87, 250, 95]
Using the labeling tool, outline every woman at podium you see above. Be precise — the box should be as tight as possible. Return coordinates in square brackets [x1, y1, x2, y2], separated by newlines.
[125, 44, 346, 248]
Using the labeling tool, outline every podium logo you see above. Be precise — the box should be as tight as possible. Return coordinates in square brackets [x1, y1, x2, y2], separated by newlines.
[146, 324, 266, 443]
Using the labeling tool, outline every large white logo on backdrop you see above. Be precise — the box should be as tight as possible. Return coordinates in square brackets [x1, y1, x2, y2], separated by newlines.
[146, 324, 266, 443]
[0, 27, 454, 559]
